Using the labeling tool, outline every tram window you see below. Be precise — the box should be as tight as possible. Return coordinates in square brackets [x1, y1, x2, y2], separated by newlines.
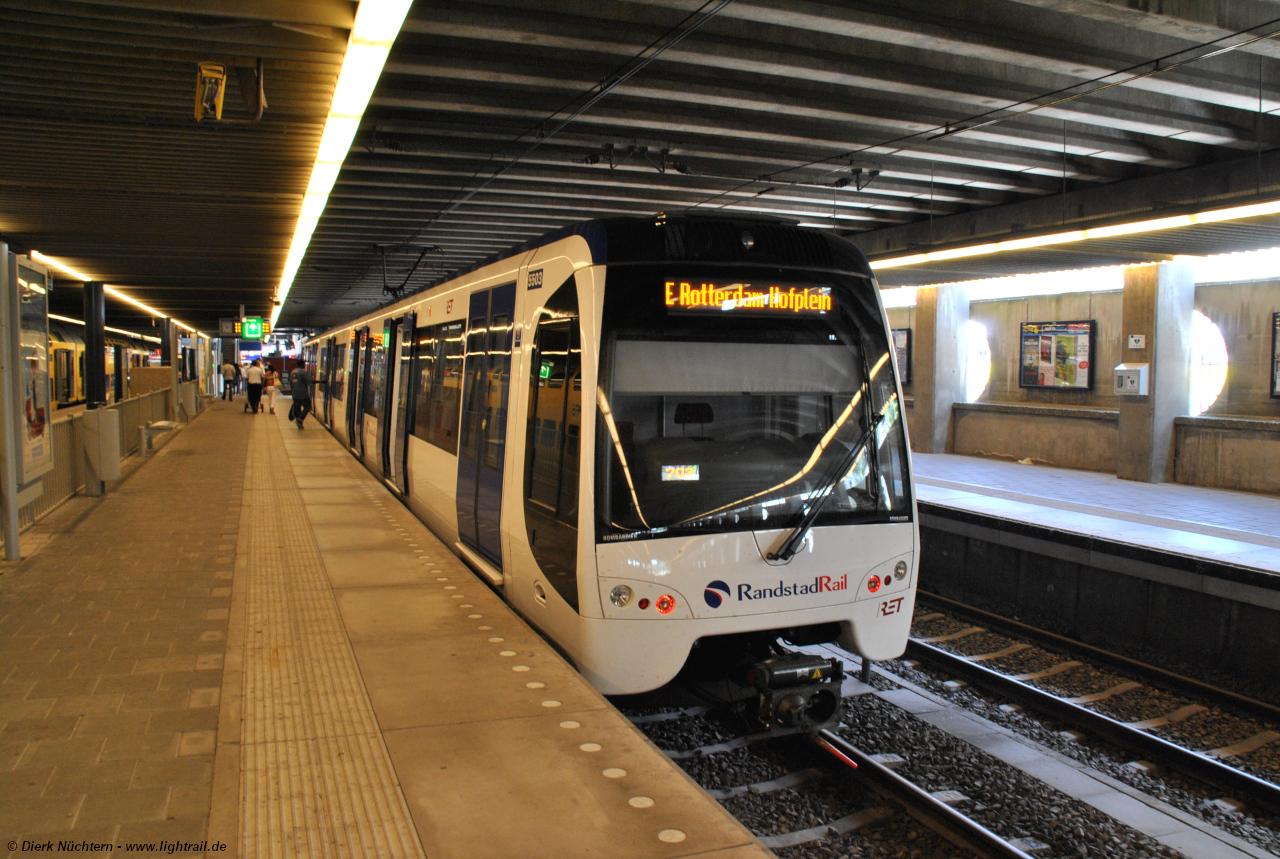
[410, 321, 464, 454]
[364, 331, 385, 417]
[594, 269, 912, 540]
[524, 274, 581, 610]
[331, 345, 347, 399]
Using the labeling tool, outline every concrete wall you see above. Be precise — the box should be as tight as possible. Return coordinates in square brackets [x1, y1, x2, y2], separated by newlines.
[1197, 280, 1280, 419]
[952, 404, 1118, 471]
[968, 290, 1124, 409]
[1175, 416, 1280, 494]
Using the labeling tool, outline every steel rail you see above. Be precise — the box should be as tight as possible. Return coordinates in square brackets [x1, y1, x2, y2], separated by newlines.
[918, 592, 1280, 725]
[906, 639, 1280, 816]
[814, 730, 1036, 859]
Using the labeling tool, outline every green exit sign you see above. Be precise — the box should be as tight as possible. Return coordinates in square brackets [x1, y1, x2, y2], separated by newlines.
[242, 317, 264, 340]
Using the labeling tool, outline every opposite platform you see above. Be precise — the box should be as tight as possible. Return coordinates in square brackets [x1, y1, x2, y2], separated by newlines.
[910, 453, 1280, 687]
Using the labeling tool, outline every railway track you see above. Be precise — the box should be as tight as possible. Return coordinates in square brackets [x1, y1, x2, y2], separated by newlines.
[906, 596, 1280, 816]
[622, 690, 1185, 858]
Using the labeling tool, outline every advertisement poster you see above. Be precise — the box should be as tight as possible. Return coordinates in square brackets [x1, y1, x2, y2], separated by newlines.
[1019, 320, 1094, 389]
[1272, 312, 1280, 399]
[891, 328, 911, 384]
[14, 263, 53, 482]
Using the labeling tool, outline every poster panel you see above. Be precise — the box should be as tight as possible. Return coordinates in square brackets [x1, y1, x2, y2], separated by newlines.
[13, 262, 53, 482]
[1019, 320, 1095, 390]
[891, 328, 911, 384]
[1271, 312, 1280, 399]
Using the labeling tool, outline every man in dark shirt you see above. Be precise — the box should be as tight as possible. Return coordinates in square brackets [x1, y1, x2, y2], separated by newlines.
[289, 360, 313, 429]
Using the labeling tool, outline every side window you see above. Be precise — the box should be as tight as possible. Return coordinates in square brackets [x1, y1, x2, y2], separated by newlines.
[412, 325, 435, 444]
[523, 274, 582, 610]
[409, 321, 464, 454]
[332, 345, 346, 399]
[364, 330, 385, 417]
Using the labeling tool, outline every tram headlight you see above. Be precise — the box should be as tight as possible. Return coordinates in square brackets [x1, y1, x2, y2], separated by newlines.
[894, 561, 907, 581]
[609, 585, 634, 608]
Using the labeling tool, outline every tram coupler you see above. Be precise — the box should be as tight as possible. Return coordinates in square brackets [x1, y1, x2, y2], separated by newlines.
[746, 652, 843, 731]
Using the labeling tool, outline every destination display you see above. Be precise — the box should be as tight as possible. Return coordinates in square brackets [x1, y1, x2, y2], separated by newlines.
[664, 279, 833, 315]
[1019, 320, 1095, 390]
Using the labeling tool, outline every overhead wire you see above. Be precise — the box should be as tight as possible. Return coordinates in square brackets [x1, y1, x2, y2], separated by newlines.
[687, 12, 1280, 213]
[391, 0, 737, 292]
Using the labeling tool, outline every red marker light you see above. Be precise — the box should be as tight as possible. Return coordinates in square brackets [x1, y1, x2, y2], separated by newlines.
[866, 575, 881, 593]
[638, 598, 650, 610]
[656, 594, 676, 614]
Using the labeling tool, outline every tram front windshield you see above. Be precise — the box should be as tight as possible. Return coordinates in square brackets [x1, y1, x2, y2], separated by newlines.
[596, 267, 911, 542]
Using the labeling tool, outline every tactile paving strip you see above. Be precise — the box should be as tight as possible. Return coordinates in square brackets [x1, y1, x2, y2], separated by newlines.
[238, 419, 424, 858]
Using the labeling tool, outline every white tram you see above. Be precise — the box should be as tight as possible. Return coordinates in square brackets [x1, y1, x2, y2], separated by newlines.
[305, 215, 918, 727]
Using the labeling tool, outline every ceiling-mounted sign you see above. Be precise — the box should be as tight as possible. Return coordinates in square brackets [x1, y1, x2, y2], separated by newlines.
[664, 279, 833, 315]
[241, 316, 264, 340]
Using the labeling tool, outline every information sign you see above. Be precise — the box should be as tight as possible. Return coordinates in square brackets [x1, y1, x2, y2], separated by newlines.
[891, 328, 912, 384]
[1019, 320, 1095, 390]
[12, 260, 53, 482]
[242, 316, 264, 340]
[1271, 312, 1280, 399]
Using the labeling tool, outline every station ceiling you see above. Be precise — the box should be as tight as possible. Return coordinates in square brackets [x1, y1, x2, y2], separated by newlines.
[5, 0, 1280, 331]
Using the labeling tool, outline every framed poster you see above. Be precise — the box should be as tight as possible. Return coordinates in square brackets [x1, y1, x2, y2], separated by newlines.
[891, 328, 911, 384]
[11, 257, 53, 483]
[1019, 320, 1095, 390]
[1271, 312, 1280, 399]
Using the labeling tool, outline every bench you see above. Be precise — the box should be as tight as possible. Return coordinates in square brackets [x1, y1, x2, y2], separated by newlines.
[139, 420, 180, 457]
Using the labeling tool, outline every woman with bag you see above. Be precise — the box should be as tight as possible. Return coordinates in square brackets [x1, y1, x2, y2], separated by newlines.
[263, 365, 279, 414]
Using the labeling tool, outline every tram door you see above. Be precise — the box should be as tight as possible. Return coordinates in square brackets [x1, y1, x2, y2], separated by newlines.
[346, 328, 368, 455]
[456, 283, 515, 568]
[388, 313, 416, 496]
[323, 337, 337, 425]
[377, 317, 401, 481]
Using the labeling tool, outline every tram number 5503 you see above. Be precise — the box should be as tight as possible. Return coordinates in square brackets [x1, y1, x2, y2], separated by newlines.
[878, 597, 904, 617]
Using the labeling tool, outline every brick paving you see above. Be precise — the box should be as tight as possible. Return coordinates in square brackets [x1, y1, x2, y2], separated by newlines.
[0, 401, 246, 856]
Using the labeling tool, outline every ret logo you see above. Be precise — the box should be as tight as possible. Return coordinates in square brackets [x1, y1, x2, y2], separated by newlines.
[704, 580, 731, 608]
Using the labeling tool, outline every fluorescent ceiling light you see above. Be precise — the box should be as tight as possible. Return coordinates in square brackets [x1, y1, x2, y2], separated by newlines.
[870, 199, 1280, 271]
[1175, 246, 1280, 283]
[881, 266, 1128, 308]
[30, 250, 204, 336]
[271, 0, 413, 328]
[49, 313, 164, 344]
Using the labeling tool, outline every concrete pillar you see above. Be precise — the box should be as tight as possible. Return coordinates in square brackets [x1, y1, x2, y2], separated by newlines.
[909, 282, 970, 454]
[1116, 262, 1194, 483]
[83, 282, 108, 409]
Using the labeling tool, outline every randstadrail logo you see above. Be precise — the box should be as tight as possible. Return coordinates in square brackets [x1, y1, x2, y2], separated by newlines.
[704, 580, 731, 608]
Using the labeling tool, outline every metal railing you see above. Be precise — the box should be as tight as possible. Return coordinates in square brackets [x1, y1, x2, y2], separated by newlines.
[110, 389, 172, 458]
[16, 415, 83, 530]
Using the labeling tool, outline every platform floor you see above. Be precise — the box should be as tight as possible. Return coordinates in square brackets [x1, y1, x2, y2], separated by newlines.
[913, 454, 1280, 575]
[0, 401, 767, 859]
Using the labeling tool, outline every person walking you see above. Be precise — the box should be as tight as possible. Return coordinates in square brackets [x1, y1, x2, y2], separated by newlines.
[289, 359, 313, 429]
[245, 359, 264, 414]
[263, 365, 279, 414]
[220, 360, 236, 400]
[233, 362, 243, 395]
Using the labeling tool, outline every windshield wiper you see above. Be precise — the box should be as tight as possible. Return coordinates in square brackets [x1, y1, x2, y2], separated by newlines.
[767, 413, 882, 563]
